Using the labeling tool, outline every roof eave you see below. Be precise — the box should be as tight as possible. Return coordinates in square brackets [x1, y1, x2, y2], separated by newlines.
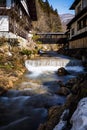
[69, 6, 75, 10]
[69, 0, 80, 10]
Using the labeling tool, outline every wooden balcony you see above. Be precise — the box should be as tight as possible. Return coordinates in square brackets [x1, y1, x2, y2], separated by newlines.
[9, 22, 28, 39]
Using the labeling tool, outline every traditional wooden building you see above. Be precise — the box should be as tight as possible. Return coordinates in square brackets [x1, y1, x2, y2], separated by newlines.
[0, 0, 37, 40]
[67, 0, 87, 49]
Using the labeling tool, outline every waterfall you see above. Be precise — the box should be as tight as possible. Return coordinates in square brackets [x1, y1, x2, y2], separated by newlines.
[25, 57, 83, 73]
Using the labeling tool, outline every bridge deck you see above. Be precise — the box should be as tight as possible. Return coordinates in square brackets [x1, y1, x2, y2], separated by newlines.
[36, 32, 67, 44]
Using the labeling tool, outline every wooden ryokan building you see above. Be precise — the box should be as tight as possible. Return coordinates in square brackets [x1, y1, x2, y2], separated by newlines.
[67, 0, 87, 49]
[0, 0, 37, 40]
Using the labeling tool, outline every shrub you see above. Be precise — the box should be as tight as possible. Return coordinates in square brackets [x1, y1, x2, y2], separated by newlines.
[20, 49, 32, 56]
[36, 41, 42, 44]
[32, 49, 38, 54]
[32, 34, 42, 44]
[8, 38, 19, 47]
[0, 37, 8, 46]
[32, 34, 40, 42]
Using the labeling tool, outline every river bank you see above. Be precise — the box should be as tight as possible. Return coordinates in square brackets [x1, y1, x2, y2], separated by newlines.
[0, 44, 27, 94]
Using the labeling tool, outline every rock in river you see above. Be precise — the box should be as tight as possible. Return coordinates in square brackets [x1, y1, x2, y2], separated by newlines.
[57, 67, 69, 76]
[56, 87, 70, 96]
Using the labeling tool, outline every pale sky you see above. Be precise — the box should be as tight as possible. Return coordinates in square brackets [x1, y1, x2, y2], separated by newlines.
[48, 0, 75, 14]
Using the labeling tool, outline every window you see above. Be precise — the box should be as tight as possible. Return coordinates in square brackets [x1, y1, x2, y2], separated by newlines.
[20, 9, 22, 19]
[81, 21, 83, 28]
[82, 0, 87, 9]
[11, 0, 14, 7]
[77, 20, 81, 30]
[77, 4, 81, 14]
[77, 15, 87, 30]
[71, 28, 75, 35]
[0, 0, 6, 7]
[83, 18, 86, 28]
[6, 0, 11, 8]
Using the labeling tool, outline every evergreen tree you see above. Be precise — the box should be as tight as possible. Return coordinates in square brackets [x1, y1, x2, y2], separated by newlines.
[33, 0, 63, 32]
[54, 9, 58, 15]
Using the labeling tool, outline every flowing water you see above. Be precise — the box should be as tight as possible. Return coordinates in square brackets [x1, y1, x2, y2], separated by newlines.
[0, 53, 84, 130]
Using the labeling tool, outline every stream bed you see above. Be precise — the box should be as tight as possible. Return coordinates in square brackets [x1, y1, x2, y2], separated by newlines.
[0, 53, 84, 130]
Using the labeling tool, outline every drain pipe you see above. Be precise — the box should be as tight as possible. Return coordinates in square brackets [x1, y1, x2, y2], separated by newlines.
[82, 55, 85, 63]
[82, 55, 87, 69]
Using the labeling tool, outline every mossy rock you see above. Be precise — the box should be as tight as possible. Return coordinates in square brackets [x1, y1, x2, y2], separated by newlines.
[0, 87, 7, 96]
[38, 106, 65, 130]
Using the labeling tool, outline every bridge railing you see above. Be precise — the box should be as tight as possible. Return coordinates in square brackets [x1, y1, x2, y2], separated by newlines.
[35, 33, 67, 44]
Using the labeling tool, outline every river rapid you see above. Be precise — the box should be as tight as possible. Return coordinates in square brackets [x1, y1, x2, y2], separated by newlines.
[0, 52, 84, 130]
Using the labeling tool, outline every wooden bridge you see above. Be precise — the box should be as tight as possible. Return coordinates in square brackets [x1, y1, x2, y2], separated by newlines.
[36, 32, 68, 44]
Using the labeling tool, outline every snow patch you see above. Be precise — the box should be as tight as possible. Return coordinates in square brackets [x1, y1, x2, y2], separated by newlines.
[71, 98, 87, 130]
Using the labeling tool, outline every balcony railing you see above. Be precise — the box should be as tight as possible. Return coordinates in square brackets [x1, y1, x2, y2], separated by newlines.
[9, 22, 27, 39]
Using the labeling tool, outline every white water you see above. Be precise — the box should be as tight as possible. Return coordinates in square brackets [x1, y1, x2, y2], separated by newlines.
[66, 66, 84, 72]
[25, 57, 83, 75]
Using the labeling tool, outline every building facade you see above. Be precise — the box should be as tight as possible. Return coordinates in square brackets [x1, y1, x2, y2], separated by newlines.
[67, 0, 87, 49]
[0, 0, 37, 40]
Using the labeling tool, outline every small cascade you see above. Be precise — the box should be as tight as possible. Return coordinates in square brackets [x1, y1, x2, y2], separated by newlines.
[25, 57, 83, 73]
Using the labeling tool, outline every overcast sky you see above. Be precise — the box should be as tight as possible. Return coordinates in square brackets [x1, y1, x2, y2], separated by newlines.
[48, 0, 75, 14]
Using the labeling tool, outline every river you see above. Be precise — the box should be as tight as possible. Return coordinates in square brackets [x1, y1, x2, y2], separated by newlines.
[0, 52, 84, 130]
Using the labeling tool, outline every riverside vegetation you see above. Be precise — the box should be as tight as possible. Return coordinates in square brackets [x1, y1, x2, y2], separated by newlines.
[0, 37, 40, 94]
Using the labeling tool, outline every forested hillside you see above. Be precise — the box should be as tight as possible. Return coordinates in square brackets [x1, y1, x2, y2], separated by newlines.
[32, 0, 62, 32]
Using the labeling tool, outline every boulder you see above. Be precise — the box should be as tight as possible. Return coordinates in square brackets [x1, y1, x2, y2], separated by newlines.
[38, 50, 46, 55]
[56, 87, 70, 96]
[57, 81, 65, 87]
[70, 98, 87, 130]
[8, 80, 13, 88]
[65, 78, 78, 90]
[0, 48, 4, 53]
[30, 54, 35, 59]
[57, 67, 69, 76]
[23, 55, 28, 61]
[0, 87, 7, 96]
